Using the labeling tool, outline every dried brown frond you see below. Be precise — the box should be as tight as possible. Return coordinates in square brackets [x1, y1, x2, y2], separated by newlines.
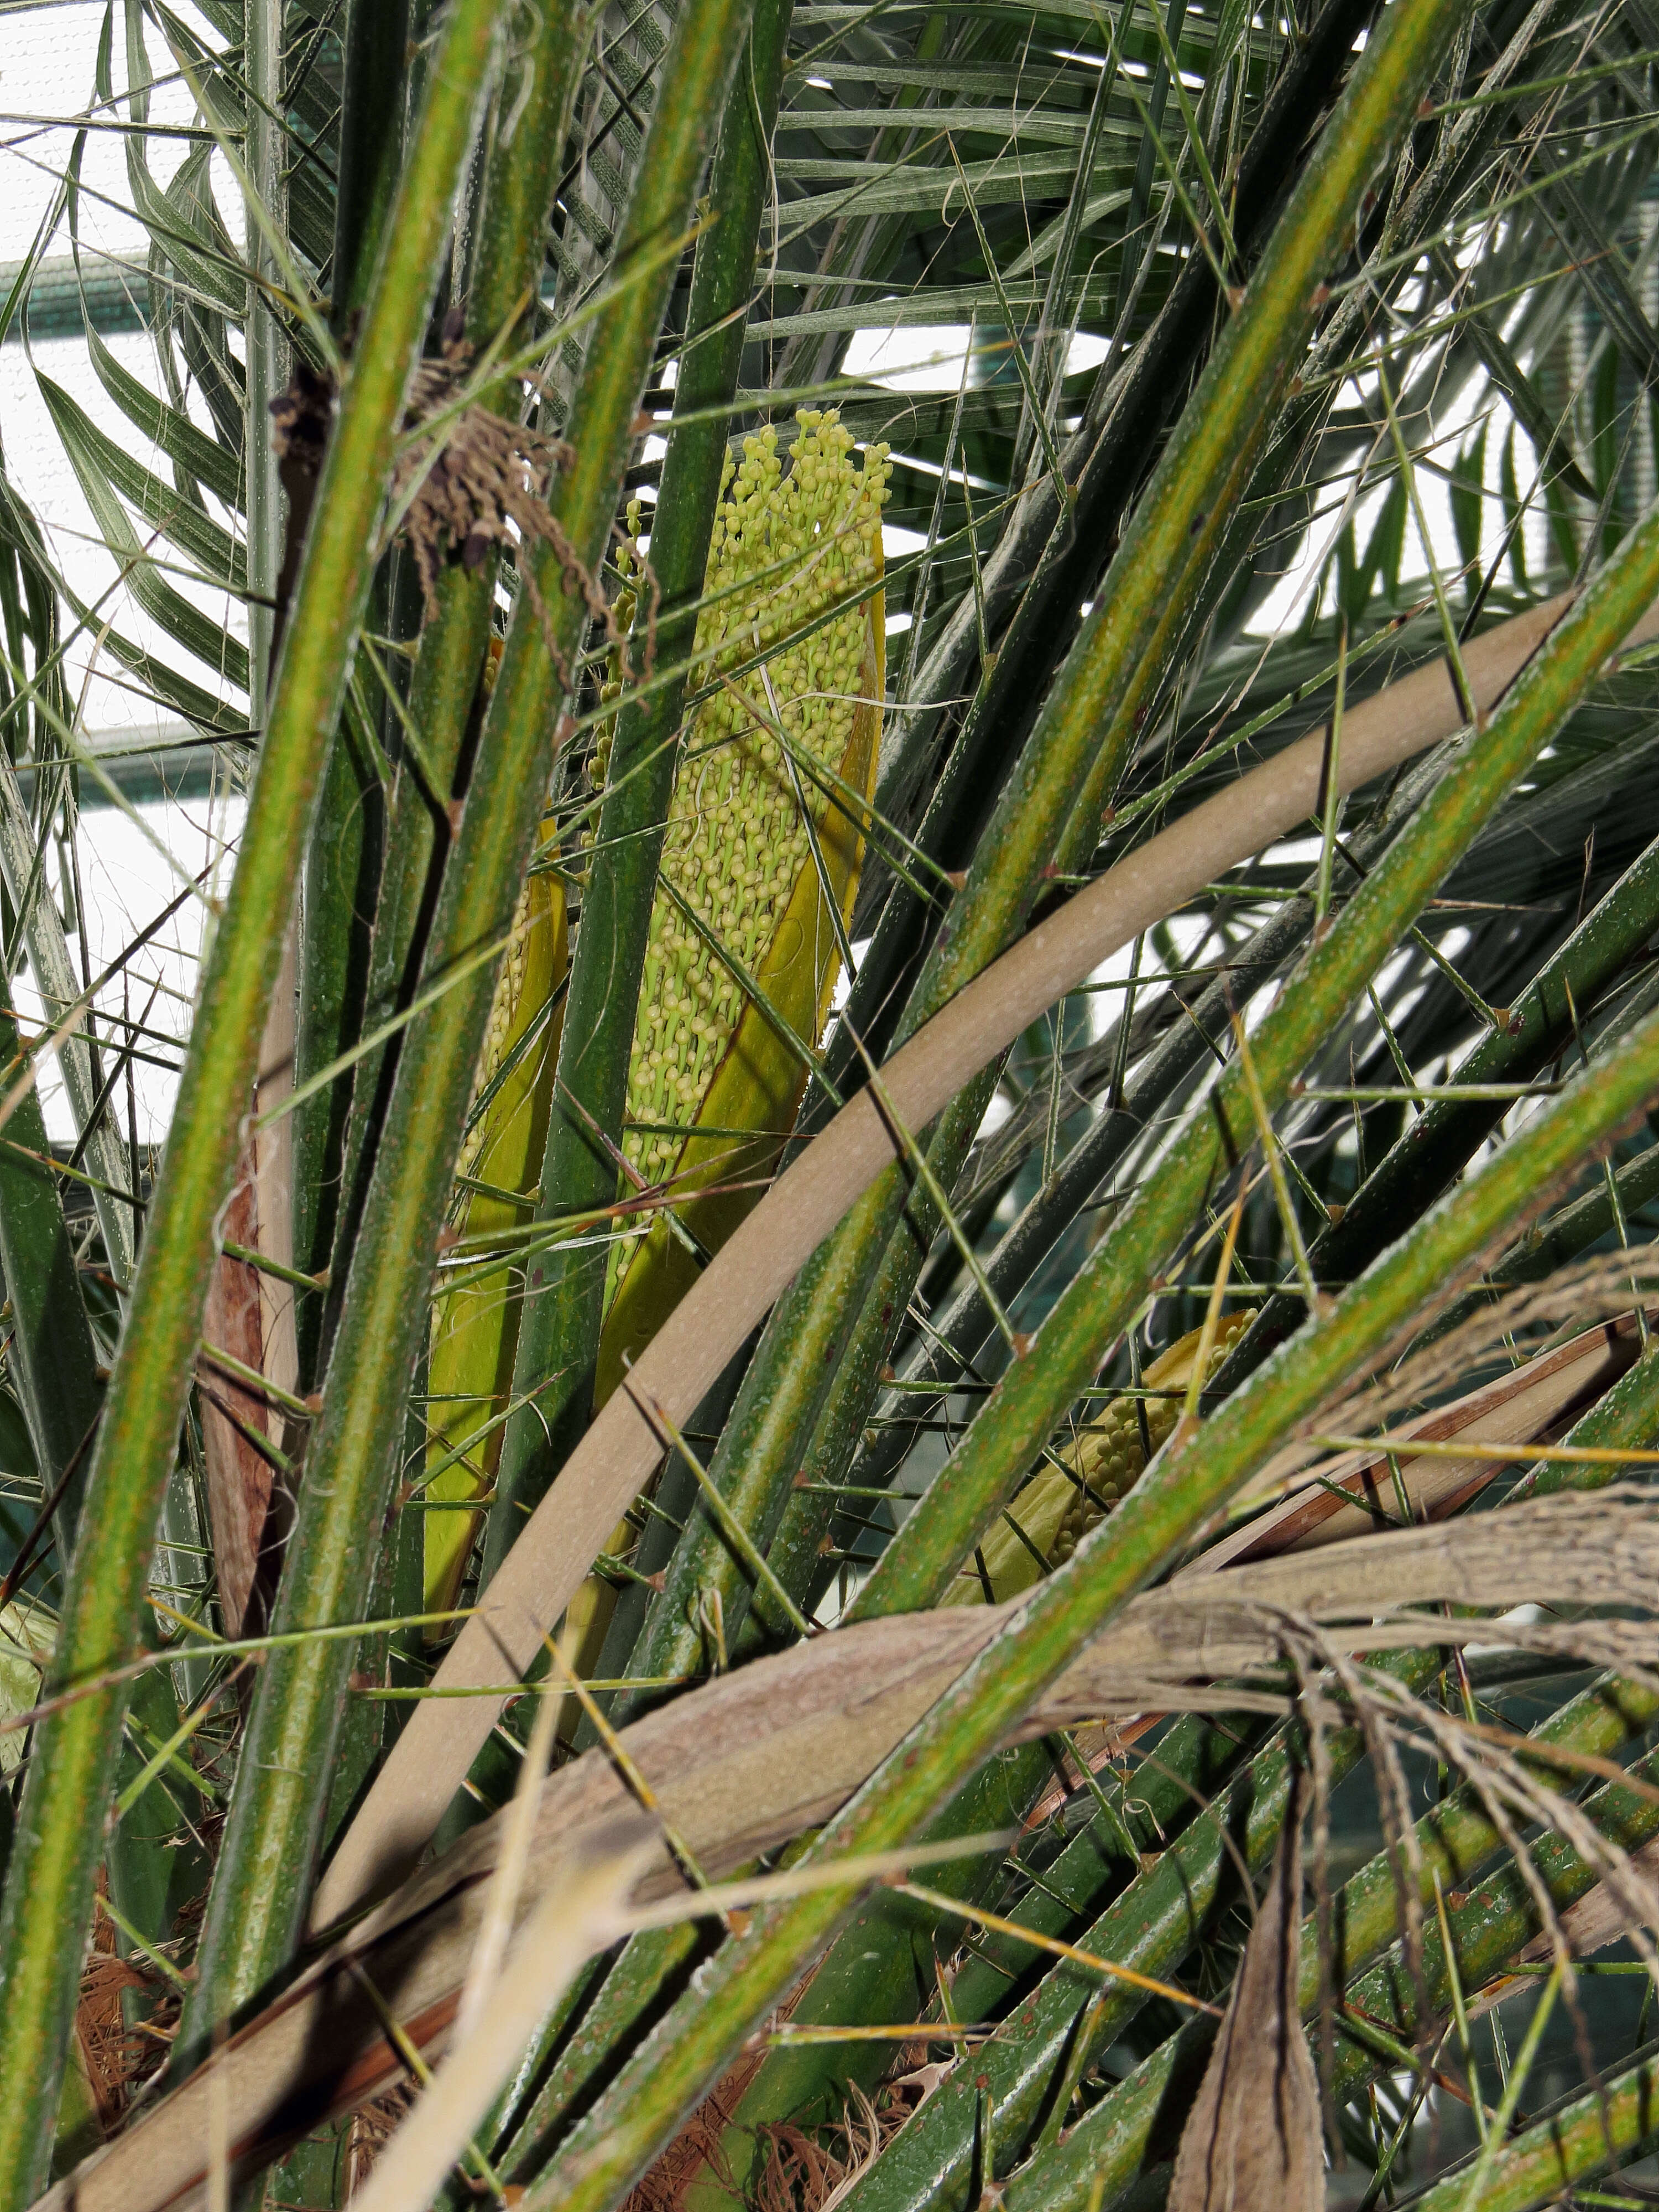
[756, 2078, 916, 2212]
[619, 2044, 766, 2212]
[1275, 1617, 1659, 2004]
[345, 2080, 418, 2197]
[1321, 1259, 1659, 1440]
[74, 1919, 142, 2135]
[756, 2119, 849, 2212]
[72, 1878, 190, 2131]
[1168, 1772, 1322, 2212]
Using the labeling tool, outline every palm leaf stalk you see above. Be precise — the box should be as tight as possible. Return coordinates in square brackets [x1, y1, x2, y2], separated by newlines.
[263, 0, 394, 1383]
[841, 1340, 1659, 2212]
[348, 0, 608, 1615]
[864, 526, 1659, 1621]
[257, 0, 418, 1849]
[809, 794, 1431, 1536]
[757, 769, 1452, 1626]
[846, 0, 1379, 1013]
[700, 1657, 1424, 2212]
[178, 0, 766, 2056]
[1402, 2051, 1659, 2212]
[1222, 823, 1659, 1381]
[1498, 1142, 1659, 1295]
[1008, 1656, 1659, 2212]
[0, 452, 206, 1947]
[0, 1004, 192, 1968]
[0, 2, 510, 2187]
[314, 0, 599, 1368]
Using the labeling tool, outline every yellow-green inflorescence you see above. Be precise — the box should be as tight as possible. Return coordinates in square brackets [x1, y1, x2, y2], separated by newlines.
[951, 1311, 1255, 1605]
[1051, 1308, 1254, 1561]
[620, 410, 890, 1188]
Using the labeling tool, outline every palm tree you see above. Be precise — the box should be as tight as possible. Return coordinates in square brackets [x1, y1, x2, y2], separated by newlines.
[2, 0, 1659, 2203]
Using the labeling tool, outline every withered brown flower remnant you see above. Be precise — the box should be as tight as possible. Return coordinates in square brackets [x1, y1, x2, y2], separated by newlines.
[387, 322, 575, 616]
[269, 316, 592, 649]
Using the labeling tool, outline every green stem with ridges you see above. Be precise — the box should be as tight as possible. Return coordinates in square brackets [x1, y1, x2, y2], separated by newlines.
[483, 0, 796, 1585]
[1511, 1339, 1659, 1501]
[1402, 2053, 1659, 2212]
[314, 0, 596, 1376]
[1481, 1134, 1659, 1301]
[330, 0, 414, 327]
[1225, 823, 1659, 1381]
[750, 1126, 977, 1640]
[291, 0, 414, 1360]
[294, 698, 384, 1363]
[351, 0, 594, 1078]
[839, 867, 1344, 1512]
[530, 763, 1659, 2212]
[0, 3, 507, 2191]
[175, 0, 760, 2068]
[623, 1068, 999, 1709]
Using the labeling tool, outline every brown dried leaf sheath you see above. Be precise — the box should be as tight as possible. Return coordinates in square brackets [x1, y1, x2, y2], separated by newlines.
[199, 1166, 274, 1640]
[1168, 1773, 1322, 2212]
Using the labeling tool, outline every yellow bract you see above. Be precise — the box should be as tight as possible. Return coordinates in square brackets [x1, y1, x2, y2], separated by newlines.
[422, 823, 567, 1616]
